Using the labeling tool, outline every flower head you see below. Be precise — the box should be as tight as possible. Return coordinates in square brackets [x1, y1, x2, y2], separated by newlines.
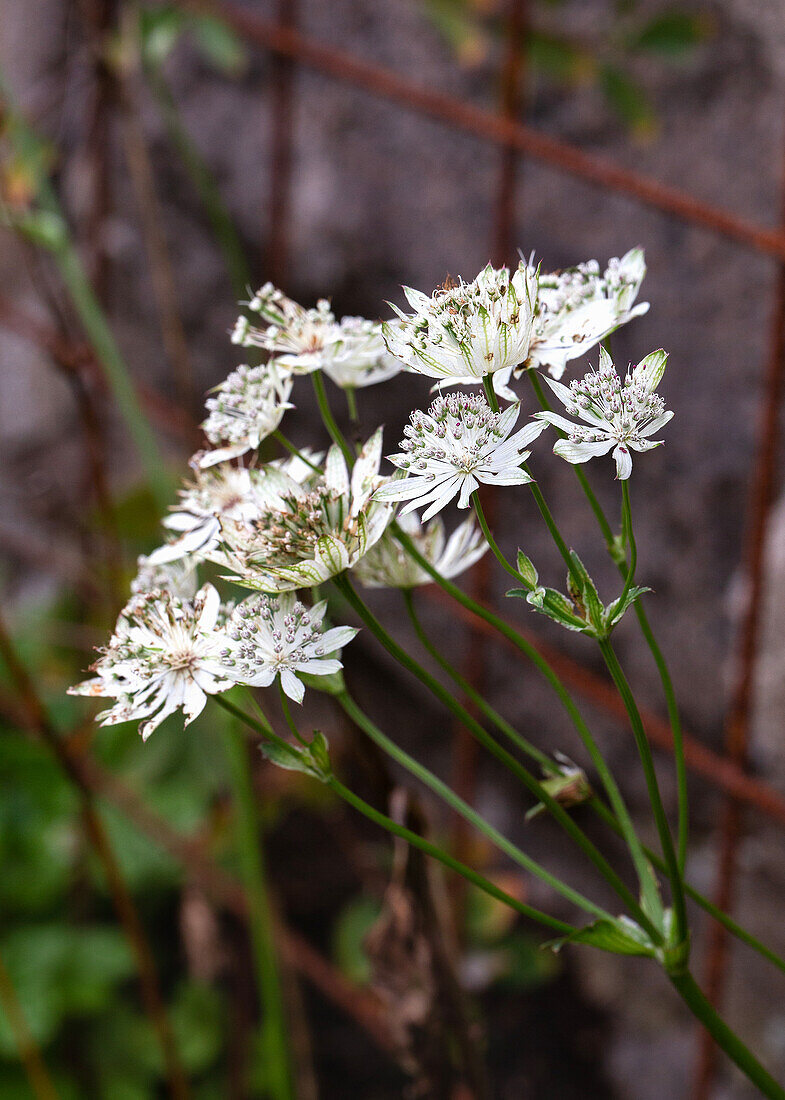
[218, 593, 358, 703]
[383, 262, 537, 383]
[493, 248, 649, 396]
[354, 512, 487, 589]
[321, 316, 402, 389]
[536, 348, 672, 479]
[68, 584, 230, 740]
[198, 363, 293, 468]
[219, 430, 393, 591]
[146, 463, 299, 566]
[374, 392, 547, 520]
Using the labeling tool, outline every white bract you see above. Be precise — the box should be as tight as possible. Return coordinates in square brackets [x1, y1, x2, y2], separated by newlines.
[146, 464, 298, 566]
[536, 348, 672, 480]
[493, 248, 649, 397]
[354, 512, 487, 589]
[131, 555, 198, 600]
[321, 316, 402, 389]
[219, 430, 393, 591]
[233, 284, 399, 386]
[383, 262, 537, 383]
[198, 362, 293, 467]
[374, 392, 547, 520]
[218, 593, 358, 703]
[68, 584, 231, 741]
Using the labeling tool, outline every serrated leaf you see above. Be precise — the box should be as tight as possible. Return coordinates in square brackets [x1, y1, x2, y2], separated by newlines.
[540, 588, 586, 631]
[258, 737, 330, 782]
[545, 916, 656, 958]
[605, 584, 650, 628]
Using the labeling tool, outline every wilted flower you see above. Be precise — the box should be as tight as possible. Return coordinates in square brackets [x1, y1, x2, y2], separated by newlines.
[68, 584, 231, 741]
[146, 464, 298, 566]
[354, 512, 487, 589]
[382, 262, 537, 383]
[536, 348, 672, 480]
[218, 593, 358, 703]
[493, 248, 649, 396]
[198, 362, 293, 468]
[219, 430, 393, 591]
[374, 393, 547, 520]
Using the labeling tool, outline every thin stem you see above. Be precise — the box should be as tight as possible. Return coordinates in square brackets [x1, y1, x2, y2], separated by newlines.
[403, 583, 664, 930]
[345, 385, 359, 424]
[218, 704, 294, 1100]
[312, 371, 354, 464]
[334, 573, 661, 940]
[336, 690, 611, 921]
[483, 373, 500, 413]
[668, 971, 785, 1099]
[271, 431, 322, 473]
[278, 683, 309, 748]
[618, 479, 637, 612]
[526, 472, 576, 582]
[599, 640, 688, 948]
[472, 491, 525, 585]
[527, 369, 689, 873]
[328, 777, 574, 935]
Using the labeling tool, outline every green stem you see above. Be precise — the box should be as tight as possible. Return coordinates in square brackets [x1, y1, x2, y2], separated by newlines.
[278, 684, 309, 748]
[528, 369, 689, 873]
[336, 691, 610, 921]
[618, 479, 637, 612]
[271, 431, 322, 473]
[345, 385, 359, 424]
[328, 776, 574, 935]
[598, 640, 688, 948]
[403, 584, 664, 931]
[333, 574, 661, 940]
[668, 970, 785, 1099]
[472, 491, 526, 586]
[312, 371, 354, 464]
[216, 700, 294, 1100]
[483, 374, 500, 413]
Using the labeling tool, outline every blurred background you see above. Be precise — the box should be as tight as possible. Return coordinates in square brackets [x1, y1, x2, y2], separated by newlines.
[2, 0, 785, 1096]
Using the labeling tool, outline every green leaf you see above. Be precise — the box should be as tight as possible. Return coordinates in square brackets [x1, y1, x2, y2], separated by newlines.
[540, 588, 586, 631]
[526, 31, 586, 82]
[545, 916, 656, 957]
[298, 668, 346, 696]
[258, 736, 330, 782]
[631, 13, 709, 58]
[599, 65, 656, 135]
[605, 585, 650, 628]
[138, 7, 185, 67]
[516, 549, 539, 588]
[191, 15, 247, 76]
[568, 551, 604, 633]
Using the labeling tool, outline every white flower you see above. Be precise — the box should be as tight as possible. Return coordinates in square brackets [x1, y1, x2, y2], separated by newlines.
[198, 362, 293, 468]
[233, 284, 400, 387]
[382, 262, 537, 383]
[535, 348, 672, 480]
[218, 593, 358, 703]
[494, 248, 649, 396]
[219, 430, 393, 591]
[68, 584, 231, 741]
[374, 392, 547, 520]
[354, 512, 487, 589]
[146, 464, 299, 566]
[321, 316, 402, 389]
[131, 555, 199, 600]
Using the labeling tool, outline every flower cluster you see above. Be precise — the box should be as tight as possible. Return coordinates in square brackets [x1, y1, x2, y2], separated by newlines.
[355, 512, 487, 589]
[218, 431, 393, 591]
[198, 362, 293, 467]
[72, 246, 670, 745]
[220, 593, 358, 703]
[375, 392, 546, 519]
[68, 584, 232, 741]
[232, 283, 400, 389]
[536, 348, 672, 479]
[383, 262, 537, 383]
